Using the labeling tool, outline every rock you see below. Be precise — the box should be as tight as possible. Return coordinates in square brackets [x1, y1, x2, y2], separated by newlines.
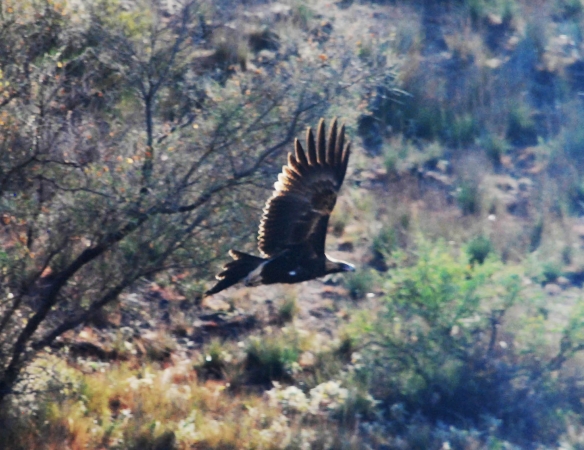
[424, 170, 453, 189]
[486, 13, 503, 26]
[486, 174, 530, 216]
[492, 174, 518, 192]
[556, 276, 570, 287]
[268, 3, 292, 21]
[436, 159, 450, 173]
[202, 296, 231, 311]
[299, 351, 316, 367]
[243, 3, 292, 23]
[256, 49, 277, 61]
[518, 177, 533, 191]
[572, 224, 584, 238]
[544, 283, 562, 296]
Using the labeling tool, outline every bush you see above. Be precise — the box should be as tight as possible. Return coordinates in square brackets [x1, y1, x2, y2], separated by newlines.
[448, 113, 479, 147]
[466, 234, 493, 265]
[0, 0, 361, 403]
[529, 217, 544, 252]
[541, 261, 562, 284]
[372, 225, 398, 257]
[481, 133, 510, 169]
[506, 104, 538, 146]
[456, 181, 481, 215]
[244, 335, 300, 386]
[345, 269, 377, 300]
[276, 295, 298, 324]
[349, 239, 584, 445]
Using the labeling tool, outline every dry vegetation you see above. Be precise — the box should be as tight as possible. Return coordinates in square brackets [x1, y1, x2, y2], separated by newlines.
[3, 0, 584, 448]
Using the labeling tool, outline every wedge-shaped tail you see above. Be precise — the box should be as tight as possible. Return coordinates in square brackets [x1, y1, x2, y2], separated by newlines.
[204, 250, 264, 296]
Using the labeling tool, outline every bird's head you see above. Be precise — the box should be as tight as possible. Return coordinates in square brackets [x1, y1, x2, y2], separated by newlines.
[325, 256, 356, 274]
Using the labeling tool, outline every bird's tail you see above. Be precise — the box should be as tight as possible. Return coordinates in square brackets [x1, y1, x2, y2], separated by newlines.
[205, 250, 265, 296]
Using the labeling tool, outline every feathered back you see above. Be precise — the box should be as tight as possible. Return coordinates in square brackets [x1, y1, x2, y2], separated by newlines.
[257, 118, 351, 257]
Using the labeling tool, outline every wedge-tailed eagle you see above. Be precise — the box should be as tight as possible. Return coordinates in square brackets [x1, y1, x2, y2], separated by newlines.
[205, 118, 354, 296]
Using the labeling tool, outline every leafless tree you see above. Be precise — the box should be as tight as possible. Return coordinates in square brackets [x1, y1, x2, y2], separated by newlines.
[0, 0, 359, 403]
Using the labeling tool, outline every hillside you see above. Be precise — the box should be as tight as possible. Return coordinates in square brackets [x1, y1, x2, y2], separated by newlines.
[2, 0, 584, 448]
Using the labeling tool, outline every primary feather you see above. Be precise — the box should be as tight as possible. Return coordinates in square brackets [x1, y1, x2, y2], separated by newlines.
[258, 118, 351, 257]
[205, 118, 353, 297]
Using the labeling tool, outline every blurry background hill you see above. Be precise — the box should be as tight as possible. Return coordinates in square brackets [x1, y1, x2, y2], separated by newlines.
[3, 0, 584, 448]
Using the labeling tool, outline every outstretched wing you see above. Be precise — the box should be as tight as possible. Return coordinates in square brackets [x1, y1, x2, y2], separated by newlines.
[258, 118, 351, 258]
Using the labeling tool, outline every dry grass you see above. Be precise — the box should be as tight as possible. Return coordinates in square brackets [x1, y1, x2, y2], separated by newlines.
[8, 331, 367, 450]
[6, 0, 584, 448]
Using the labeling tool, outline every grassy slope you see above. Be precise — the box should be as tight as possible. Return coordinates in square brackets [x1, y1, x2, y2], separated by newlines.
[6, 0, 584, 448]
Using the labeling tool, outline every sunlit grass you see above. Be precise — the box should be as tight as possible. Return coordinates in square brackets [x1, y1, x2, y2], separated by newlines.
[8, 345, 361, 449]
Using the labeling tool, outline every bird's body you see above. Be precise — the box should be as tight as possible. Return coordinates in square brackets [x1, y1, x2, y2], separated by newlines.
[205, 118, 354, 297]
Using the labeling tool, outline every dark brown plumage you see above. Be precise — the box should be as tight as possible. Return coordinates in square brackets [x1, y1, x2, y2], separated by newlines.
[205, 118, 354, 297]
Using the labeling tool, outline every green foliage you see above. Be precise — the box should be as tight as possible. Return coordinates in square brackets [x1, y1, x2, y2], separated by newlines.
[566, 178, 584, 215]
[372, 225, 398, 257]
[541, 260, 562, 284]
[377, 95, 480, 148]
[349, 238, 584, 444]
[277, 295, 298, 324]
[466, 234, 493, 265]
[456, 181, 481, 215]
[345, 269, 376, 300]
[290, 2, 315, 29]
[466, 0, 518, 25]
[0, 0, 362, 403]
[561, 244, 573, 265]
[529, 216, 544, 252]
[350, 240, 516, 399]
[383, 147, 399, 176]
[244, 335, 300, 386]
[481, 133, 510, 169]
[411, 104, 445, 142]
[449, 113, 479, 147]
[506, 103, 538, 146]
[197, 340, 229, 380]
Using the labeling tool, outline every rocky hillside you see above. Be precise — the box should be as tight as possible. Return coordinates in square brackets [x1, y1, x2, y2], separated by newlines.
[3, 0, 584, 448]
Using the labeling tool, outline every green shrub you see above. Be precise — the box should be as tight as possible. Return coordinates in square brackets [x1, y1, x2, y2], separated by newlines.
[244, 335, 300, 386]
[456, 181, 481, 215]
[196, 339, 229, 380]
[481, 133, 510, 169]
[466, 0, 518, 25]
[383, 147, 399, 176]
[506, 104, 538, 146]
[541, 261, 562, 284]
[466, 235, 493, 265]
[412, 104, 445, 141]
[372, 225, 398, 257]
[529, 217, 544, 252]
[449, 114, 479, 147]
[345, 269, 377, 300]
[561, 245, 573, 265]
[349, 239, 584, 444]
[277, 296, 298, 324]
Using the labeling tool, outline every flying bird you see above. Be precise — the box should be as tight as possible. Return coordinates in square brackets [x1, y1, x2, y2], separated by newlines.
[205, 118, 355, 296]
